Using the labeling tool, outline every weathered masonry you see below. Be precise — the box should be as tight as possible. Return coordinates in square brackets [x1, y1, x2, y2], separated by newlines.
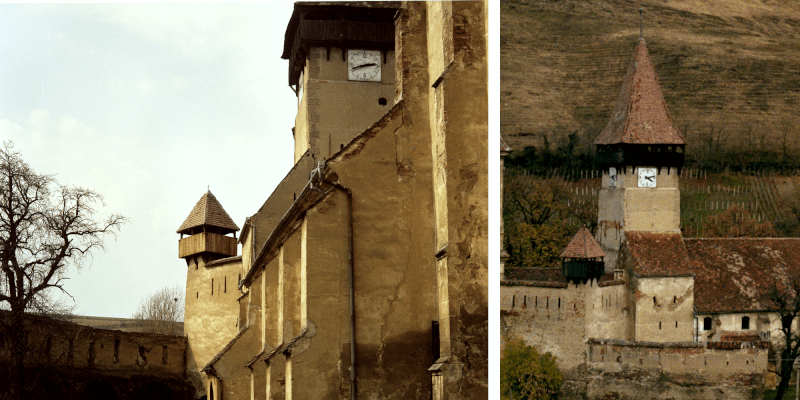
[0, 311, 194, 400]
[178, 2, 489, 400]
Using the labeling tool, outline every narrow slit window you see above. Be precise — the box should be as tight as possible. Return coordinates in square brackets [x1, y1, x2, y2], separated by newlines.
[212, 278, 214, 295]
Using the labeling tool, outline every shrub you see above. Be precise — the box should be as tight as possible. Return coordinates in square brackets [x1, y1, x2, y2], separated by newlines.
[500, 339, 563, 399]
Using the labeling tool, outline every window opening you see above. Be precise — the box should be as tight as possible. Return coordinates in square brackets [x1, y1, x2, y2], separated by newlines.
[378, 97, 387, 106]
[212, 278, 214, 295]
[162, 346, 169, 364]
[113, 339, 120, 363]
[511, 295, 515, 308]
[742, 316, 750, 330]
[703, 317, 712, 331]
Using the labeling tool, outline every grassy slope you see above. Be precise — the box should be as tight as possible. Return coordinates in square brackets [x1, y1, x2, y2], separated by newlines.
[501, 0, 800, 152]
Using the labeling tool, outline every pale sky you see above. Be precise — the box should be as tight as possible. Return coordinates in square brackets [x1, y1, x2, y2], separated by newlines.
[0, 2, 299, 318]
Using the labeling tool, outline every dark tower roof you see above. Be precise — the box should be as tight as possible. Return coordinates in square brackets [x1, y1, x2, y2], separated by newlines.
[594, 38, 685, 146]
[561, 226, 605, 259]
[281, 1, 399, 87]
[177, 191, 239, 235]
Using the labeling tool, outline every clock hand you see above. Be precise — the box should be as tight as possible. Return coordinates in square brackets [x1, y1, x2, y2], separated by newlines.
[352, 63, 377, 70]
[645, 176, 654, 181]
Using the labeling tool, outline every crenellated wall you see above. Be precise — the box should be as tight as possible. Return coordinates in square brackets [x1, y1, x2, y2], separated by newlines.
[500, 279, 627, 369]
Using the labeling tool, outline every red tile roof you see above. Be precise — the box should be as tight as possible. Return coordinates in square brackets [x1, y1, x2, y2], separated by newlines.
[177, 190, 240, 234]
[561, 226, 605, 259]
[623, 232, 692, 276]
[686, 238, 800, 314]
[594, 38, 685, 146]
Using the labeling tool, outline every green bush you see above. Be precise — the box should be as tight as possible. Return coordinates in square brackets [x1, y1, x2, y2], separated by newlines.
[500, 340, 563, 399]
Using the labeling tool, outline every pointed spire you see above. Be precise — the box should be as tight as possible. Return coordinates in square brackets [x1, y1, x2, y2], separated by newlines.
[594, 38, 686, 146]
[177, 190, 240, 234]
[560, 226, 605, 259]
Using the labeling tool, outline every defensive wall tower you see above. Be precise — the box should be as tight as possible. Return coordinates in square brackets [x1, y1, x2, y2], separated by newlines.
[177, 190, 242, 396]
[282, 2, 397, 163]
[595, 37, 686, 272]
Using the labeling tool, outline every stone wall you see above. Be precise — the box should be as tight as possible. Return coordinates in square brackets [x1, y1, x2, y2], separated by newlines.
[634, 276, 695, 343]
[0, 312, 194, 400]
[500, 280, 627, 369]
[568, 339, 769, 400]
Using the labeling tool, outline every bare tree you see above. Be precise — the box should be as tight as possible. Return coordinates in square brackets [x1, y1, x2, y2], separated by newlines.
[764, 275, 800, 400]
[0, 141, 126, 399]
[132, 285, 185, 336]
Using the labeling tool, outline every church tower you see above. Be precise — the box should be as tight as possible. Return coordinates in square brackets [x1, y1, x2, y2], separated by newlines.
[281, 2, 397, 163]
[177, 191, 242, 395]
[595, 37, 686, 272]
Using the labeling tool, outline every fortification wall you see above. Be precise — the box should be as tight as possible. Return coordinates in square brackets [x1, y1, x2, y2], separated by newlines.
[634, 276, 695, 343]
[501, 280, 627, 369]
[561, 339, 768, 400]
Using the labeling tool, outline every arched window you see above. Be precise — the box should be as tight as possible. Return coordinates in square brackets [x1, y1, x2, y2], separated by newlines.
[703, 317, 712, 331]
[742, 316, 750, 330]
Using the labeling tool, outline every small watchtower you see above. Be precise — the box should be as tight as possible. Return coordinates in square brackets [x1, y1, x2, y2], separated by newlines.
[177, 190, 239, 266]
[561, 226, 605, 284]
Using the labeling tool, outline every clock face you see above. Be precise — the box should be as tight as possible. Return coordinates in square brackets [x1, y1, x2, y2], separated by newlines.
[348, 50, 381, 82]
[638, 167, 657, 188]
[609, 167, 617, 187]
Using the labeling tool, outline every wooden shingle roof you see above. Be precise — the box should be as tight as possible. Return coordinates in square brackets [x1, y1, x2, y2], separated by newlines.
[594, 38, 686, 146]
[560, 226, 605, 259]
[177, 191, 239, 234]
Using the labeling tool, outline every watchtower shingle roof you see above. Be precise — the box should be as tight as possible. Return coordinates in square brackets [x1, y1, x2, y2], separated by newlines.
[177, 191, 239, 234]
[594, 38, 686, 146]
[560, 226, 605, 259]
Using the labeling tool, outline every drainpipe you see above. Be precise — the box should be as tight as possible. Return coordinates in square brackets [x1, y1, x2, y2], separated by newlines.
[324, 180, 356, 399]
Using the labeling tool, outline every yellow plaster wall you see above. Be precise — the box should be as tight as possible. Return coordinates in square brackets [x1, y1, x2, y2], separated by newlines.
[183, 255, 242, 393]
[291, 191, 352, 399]
[598, 167, 681, 271]
[634, 276, 695, 342]
[263, 255, 281, 348]
[500, 284, 588, 369]
[425, 1, 489, 396]
[248, 152, 316, 267]
[282, 228, 303, 340]
[296, 47, 396, 162]
[586, 283, 629, 341]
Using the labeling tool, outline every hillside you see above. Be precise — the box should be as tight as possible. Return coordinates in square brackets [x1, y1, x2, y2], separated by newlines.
[501, 0, 800, 161]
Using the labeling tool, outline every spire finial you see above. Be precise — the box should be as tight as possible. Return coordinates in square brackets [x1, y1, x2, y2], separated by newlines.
[639, 7, 644, 39]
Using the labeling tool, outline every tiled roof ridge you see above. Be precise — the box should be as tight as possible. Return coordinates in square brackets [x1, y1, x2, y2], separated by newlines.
[594, 37, 686, 146]
[685, 237, 797, 241]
